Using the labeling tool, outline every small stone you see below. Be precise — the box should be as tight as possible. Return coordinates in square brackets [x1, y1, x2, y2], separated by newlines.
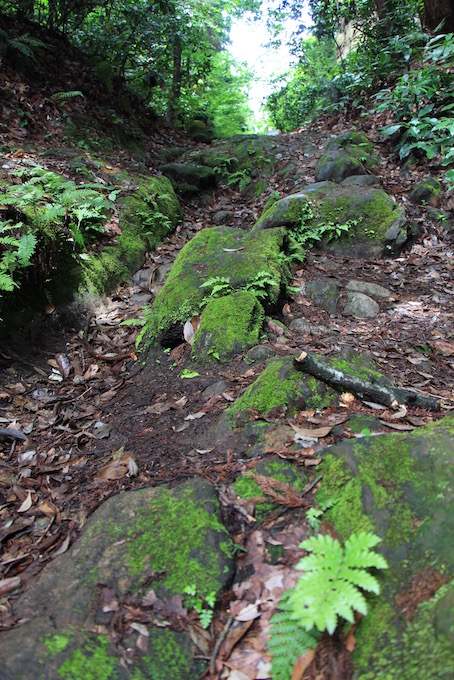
[346, 280, 391, 299]
[245, 345, 275, 363]
[201, 380, 228, 400]
[289, 318, 311, 334]
[305, 279, 339, 313]
[344, 292, 380, 318]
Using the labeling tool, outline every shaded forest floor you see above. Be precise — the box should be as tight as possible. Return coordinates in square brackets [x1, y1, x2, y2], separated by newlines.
[1, 19, 454, 678]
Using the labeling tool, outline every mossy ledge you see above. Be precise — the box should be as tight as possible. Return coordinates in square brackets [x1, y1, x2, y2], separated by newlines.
[315, 415, 454, 676]
[0, 173, 181, 328]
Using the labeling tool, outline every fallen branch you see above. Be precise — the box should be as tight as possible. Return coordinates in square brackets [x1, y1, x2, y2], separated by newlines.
[293, 351, 441, 412]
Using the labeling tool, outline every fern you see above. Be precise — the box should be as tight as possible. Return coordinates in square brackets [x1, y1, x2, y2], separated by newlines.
[268, 591, 319, 680]
[51, 91, 84, 102]
[0, 220, 36, 294]
[289, 532, 388, 635]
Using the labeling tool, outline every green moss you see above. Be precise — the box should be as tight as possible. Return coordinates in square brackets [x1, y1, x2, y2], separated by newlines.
[358, 582, 454, 679]
[233, 460, 305, 520]
[44, 634, 71, 656]
[142, 226, 286, 344]
[316, 455, 374, 539]
[227, 357, 337, 422]
[102, 487, 232, 598]
[326, 355, 386, 383]
[140, 628, 200, 680]
[352, 596, 394, 669]
[192, 291, 264, 364]
[44, 631, 121, 680]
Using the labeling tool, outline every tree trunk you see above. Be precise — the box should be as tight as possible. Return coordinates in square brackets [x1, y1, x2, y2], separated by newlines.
[167, 34, 182, 124]
[421, 0, 454, 33]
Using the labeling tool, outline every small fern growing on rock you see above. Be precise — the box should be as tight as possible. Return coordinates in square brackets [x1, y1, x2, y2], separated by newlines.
[289, 532, 388, 635]
[268, 531, 387, 678]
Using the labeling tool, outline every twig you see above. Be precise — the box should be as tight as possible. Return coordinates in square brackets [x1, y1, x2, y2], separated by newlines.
[209, 613, 234, 677]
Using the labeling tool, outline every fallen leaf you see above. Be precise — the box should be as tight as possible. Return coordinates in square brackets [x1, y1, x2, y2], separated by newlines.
[291, 648, 315, 680]
[340, 392, 356, 406]
[184, 411, 206, 421]
[17, 491, 33, 513]
[53, 533, 71, 556]
[0, 576, 21, 597]
[378, 420, 415, 431]
[433, 340, 454, 356]
[55, 353, 71, 378]
[83, 363, 99, 380]
[290, 423, 333, 438]
[234, 601, 261, 622]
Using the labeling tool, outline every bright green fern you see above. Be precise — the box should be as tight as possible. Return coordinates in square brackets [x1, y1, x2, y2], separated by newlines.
[268, 591, 319, 680]
[289, 532, 388, 635]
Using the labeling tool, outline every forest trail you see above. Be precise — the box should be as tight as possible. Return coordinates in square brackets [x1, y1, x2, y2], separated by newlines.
[1, 117, 454, 678]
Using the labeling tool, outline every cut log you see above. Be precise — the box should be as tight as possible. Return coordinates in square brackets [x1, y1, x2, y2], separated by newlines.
[293, 351, 441, 412]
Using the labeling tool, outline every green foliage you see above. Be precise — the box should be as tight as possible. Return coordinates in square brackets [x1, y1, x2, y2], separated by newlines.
[0, 219, 36, 294]
[374, 32, 454, 186]
[183, 584, 216, 629]
[226, 169, 252, 191]
[0, 165, 116, 250]
[269, 591, 320, 680]
[51, 90, 84, 102]
[200, 270, 278, 305]
[289, 532, 388, 635]
[0, 27, 49, 63]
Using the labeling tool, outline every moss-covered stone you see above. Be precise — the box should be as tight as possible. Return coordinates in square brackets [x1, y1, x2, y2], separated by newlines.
[410, 176, 442, 207]
[142, 226, 287, 346]
[316, 131, 377, 183]
[233, 459, 306, 520]
[158, 163, 217, 196]
[0, 479, 232, 678]
[0, 173, 181, 328]
[192, 290, 265, 364]
[226, 356, 338, 422]
[315, 416, 454, 675]
[254, 183, 410, 258]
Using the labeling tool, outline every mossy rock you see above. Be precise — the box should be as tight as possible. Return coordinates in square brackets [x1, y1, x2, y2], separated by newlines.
[233, 458, 306, 520]
[0, 478, 233, 679]
[158, 163, 217, 196]
[187, 119, 214, 144]
[255, 183, 412, 258]
[192, 290, 265, 364]
[226, 356, 338, 423]
[142, 226, 287, 346]
[316, 130, 377, 183]
[315, 416, 454, 677]
[81, 175, 181, 295]
[410, 176, 442, 207]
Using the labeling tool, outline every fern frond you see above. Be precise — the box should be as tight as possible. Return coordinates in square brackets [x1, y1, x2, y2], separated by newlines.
[0, 271, 16, 292]
[51, 91, 84, 102]
[268, 592, 318, 680]
[289, 532, 388, 634]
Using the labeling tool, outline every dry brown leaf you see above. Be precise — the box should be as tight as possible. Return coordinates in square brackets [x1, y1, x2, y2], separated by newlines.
[290, 423, 333, 438]
[291, 648, 316, 680]
[53, 533, 71, 556]
[234, 601, 262, 622]
[97, 448, 136, 480]
[0, 576, 21, 597]
[377, 420, 415, 431]
[433, 340, 454, 356]
[340, 392, 356, 406]
[83, 363, 99, 380]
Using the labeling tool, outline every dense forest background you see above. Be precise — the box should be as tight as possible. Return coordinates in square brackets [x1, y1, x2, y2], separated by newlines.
[2, 0, 453, 143]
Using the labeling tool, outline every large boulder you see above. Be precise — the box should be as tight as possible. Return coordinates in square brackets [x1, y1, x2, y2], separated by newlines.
[316, 416, 454, 678]
[142, 225, 288, 347]
[158, 163, 217, 196]
[0, 478, 234, 679]
[315, 130, 377, 183]
[254, 182, 413, 257]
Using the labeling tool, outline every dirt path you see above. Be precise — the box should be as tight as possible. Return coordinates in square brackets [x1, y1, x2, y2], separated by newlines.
[1, 123, 453, 649]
